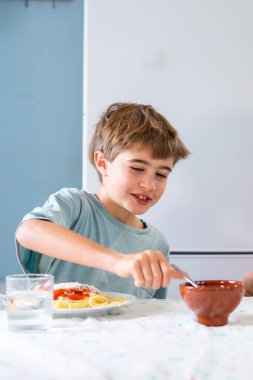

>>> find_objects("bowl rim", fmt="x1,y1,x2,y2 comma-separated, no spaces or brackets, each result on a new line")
179,279,243,290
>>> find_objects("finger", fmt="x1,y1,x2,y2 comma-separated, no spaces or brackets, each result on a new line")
132,260,145,288
170,266,186,279
160,260,172,287
139,254,153,288
149,259,163,289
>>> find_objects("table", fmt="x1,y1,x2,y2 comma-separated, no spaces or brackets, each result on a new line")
0,297,253,380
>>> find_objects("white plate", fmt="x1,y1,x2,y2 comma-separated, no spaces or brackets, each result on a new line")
53,292,137,317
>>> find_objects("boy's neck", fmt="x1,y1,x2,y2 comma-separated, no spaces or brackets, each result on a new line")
95,192,145,229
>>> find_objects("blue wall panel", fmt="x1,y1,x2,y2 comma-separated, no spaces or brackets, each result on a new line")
0,0,83,279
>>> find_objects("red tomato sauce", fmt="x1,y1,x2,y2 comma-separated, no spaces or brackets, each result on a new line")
53,288,95,301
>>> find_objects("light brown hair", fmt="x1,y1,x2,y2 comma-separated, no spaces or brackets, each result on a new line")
89,102,190,180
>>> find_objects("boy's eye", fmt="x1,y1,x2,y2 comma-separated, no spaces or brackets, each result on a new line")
156,172,168,179
130,166,144,172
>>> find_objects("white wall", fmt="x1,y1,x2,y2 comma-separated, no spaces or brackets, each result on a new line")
83,0,253,252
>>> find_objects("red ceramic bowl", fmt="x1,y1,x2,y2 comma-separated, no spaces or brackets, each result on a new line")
179,280,244,326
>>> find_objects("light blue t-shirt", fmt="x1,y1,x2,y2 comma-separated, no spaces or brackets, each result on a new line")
16,188,170,299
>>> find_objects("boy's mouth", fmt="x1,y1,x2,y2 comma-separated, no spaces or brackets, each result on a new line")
131,193,152,204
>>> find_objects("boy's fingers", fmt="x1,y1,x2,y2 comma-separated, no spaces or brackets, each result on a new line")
171,265,191,280
160,260,172,287
130,252,187,288
150,259,163,289
140,254,153,288
170,267,185,279
132,260,145,287
159,261,185,286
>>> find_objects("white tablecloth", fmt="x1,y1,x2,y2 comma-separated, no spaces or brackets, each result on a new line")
0,297,253,380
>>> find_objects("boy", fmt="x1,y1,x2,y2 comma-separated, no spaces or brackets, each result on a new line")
16,102,189,299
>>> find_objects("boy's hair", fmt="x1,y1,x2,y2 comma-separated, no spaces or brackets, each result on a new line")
89,102,190,180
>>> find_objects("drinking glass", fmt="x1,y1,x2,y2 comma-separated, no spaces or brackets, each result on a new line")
6,274,54,332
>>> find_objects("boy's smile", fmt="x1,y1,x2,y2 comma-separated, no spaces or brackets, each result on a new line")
95,144,174,228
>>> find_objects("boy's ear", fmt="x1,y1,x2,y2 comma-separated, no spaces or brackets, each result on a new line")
94,151,108,177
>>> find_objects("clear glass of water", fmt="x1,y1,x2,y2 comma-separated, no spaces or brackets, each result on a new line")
6,274,54,332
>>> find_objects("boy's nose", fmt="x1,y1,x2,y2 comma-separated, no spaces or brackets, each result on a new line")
139,177,156,190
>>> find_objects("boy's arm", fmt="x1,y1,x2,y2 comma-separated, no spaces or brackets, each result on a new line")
16,219,120,272
16,219,182,290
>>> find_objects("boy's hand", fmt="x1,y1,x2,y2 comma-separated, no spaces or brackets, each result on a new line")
242,272,253,296
113,250,183,289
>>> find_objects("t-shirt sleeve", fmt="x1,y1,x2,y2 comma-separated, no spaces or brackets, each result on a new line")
153,287,167,299
16,188,83,274
22,188,82,228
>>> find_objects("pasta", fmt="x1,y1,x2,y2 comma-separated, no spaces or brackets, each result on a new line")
53,282,128,310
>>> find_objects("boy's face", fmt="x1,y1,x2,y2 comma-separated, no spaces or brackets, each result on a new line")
95,143,174,220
